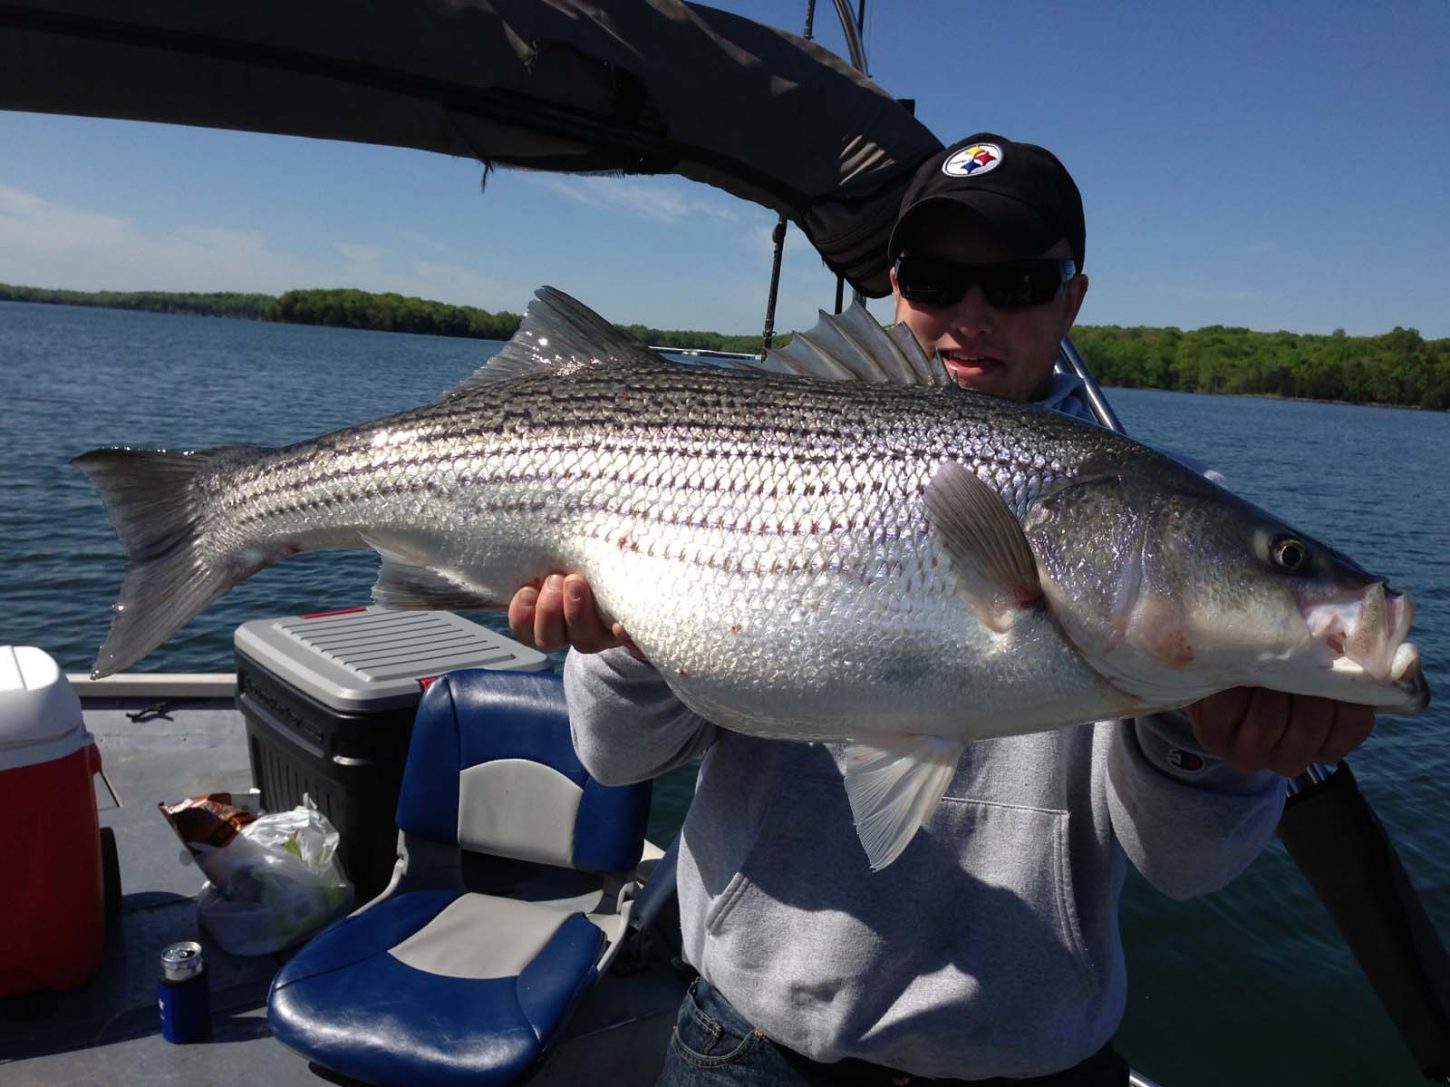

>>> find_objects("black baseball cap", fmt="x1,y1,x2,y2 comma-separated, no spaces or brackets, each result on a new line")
888,133,1085,271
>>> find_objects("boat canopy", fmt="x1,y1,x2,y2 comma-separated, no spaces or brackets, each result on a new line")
0,0,942,297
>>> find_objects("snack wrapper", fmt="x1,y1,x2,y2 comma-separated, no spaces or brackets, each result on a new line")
160,793,354,955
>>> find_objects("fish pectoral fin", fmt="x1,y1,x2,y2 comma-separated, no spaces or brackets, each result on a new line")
924,460,1042,633
362,532,500,610
844,736,965,871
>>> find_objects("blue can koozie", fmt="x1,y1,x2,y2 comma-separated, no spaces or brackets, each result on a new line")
158,941,210,1043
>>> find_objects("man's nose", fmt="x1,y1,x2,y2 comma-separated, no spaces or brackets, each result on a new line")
945,283,994,332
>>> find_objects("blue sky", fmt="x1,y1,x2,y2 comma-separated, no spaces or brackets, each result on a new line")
2,1,1448,338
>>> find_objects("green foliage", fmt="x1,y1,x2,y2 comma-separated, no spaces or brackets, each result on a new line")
1421,381,1450,411
265,288,520,340
6,283,1441,407
0,282,271,318
1073,324,1450,410
620,323,769,355
0,283,774,352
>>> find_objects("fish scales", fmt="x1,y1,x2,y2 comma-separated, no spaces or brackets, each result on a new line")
165,360,1117,748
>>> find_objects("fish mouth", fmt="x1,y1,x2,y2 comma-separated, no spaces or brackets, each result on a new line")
1305,584,1430,712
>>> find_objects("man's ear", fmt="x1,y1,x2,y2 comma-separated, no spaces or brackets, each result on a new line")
889,263,910,325
1061,274,1089,333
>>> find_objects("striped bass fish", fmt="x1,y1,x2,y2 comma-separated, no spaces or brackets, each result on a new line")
77,287,1429,868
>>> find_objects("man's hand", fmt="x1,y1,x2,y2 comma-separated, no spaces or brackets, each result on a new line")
507,573,643,658
1187,688,1374,776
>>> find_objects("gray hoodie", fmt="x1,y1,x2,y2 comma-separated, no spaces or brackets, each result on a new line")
566,648,1283,1079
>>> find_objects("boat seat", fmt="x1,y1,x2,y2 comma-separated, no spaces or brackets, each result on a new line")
267,668,652,1087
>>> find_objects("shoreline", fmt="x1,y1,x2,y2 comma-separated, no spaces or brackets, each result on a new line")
0,288,765,356
5,292,1446,412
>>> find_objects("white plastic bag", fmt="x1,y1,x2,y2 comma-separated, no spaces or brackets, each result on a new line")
191,797,354,955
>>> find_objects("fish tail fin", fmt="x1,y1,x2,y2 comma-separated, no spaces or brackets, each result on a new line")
73,445,269,678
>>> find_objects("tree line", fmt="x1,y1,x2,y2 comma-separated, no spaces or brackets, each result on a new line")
5,283,1447,408
1,283,762,354
1072,324,1450,410
266,288,520,340
619,324,766,355
0,282,273,318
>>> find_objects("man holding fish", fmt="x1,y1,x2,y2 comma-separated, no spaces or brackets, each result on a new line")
508,134,1376,1085
75,125,1415,1084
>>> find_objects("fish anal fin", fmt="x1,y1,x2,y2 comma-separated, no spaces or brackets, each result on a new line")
844,736,965,871
925,461,1042,634
361,532,499,610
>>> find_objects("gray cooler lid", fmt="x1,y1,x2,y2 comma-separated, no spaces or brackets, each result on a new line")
234,607,550,712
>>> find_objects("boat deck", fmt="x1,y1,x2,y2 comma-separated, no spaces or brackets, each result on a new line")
0,686,685,1086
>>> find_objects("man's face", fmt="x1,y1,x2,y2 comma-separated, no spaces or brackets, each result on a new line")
890,212,1088,403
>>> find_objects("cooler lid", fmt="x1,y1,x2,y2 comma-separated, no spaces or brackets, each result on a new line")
234,607,551,712
0,646,94,771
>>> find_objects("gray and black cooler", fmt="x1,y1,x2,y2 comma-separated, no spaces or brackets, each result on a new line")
235,606,550,900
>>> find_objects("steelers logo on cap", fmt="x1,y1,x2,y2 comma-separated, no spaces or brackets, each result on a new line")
942,143,1003,178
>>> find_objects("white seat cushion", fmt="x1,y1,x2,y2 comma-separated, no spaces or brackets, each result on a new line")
387,894,574,980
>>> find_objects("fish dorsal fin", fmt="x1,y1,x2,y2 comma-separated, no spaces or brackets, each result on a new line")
924,460,1043,633
844,735,966,870
440,286,666,400
761,302,947,386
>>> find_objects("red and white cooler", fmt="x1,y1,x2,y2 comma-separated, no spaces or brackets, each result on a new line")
0,646,107,995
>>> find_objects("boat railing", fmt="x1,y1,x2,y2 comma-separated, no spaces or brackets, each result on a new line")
68,672,237,701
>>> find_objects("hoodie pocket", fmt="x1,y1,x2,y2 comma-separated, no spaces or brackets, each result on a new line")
934,795,1097,997
702,780,1099,1007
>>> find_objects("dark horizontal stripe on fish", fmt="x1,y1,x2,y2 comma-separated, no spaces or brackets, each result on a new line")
219,440,978,514
224,472,923,545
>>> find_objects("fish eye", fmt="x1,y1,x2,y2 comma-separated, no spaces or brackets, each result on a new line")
1271,535,1309,573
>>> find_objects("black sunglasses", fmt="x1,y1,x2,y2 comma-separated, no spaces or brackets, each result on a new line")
894,257,1077,309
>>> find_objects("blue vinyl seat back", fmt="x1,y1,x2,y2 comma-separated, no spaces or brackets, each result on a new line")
395,668,650,873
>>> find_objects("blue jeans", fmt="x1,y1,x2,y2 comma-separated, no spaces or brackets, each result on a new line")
656,977,1129,1087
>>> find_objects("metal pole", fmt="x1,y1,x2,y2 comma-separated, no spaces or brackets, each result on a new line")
831,0,868,312
1055,337,1125,434
760,218,788,354
759,1,820,352
763,0,870,329
831,0,867,71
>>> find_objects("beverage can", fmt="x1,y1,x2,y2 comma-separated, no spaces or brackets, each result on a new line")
158,941,211,1042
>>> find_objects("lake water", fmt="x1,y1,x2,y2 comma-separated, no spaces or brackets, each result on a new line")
3,301,1447,1085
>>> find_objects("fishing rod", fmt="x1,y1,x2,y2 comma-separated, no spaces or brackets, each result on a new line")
1056,337,1450,1085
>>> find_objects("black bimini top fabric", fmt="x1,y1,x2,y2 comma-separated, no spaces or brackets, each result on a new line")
0,0,942,296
